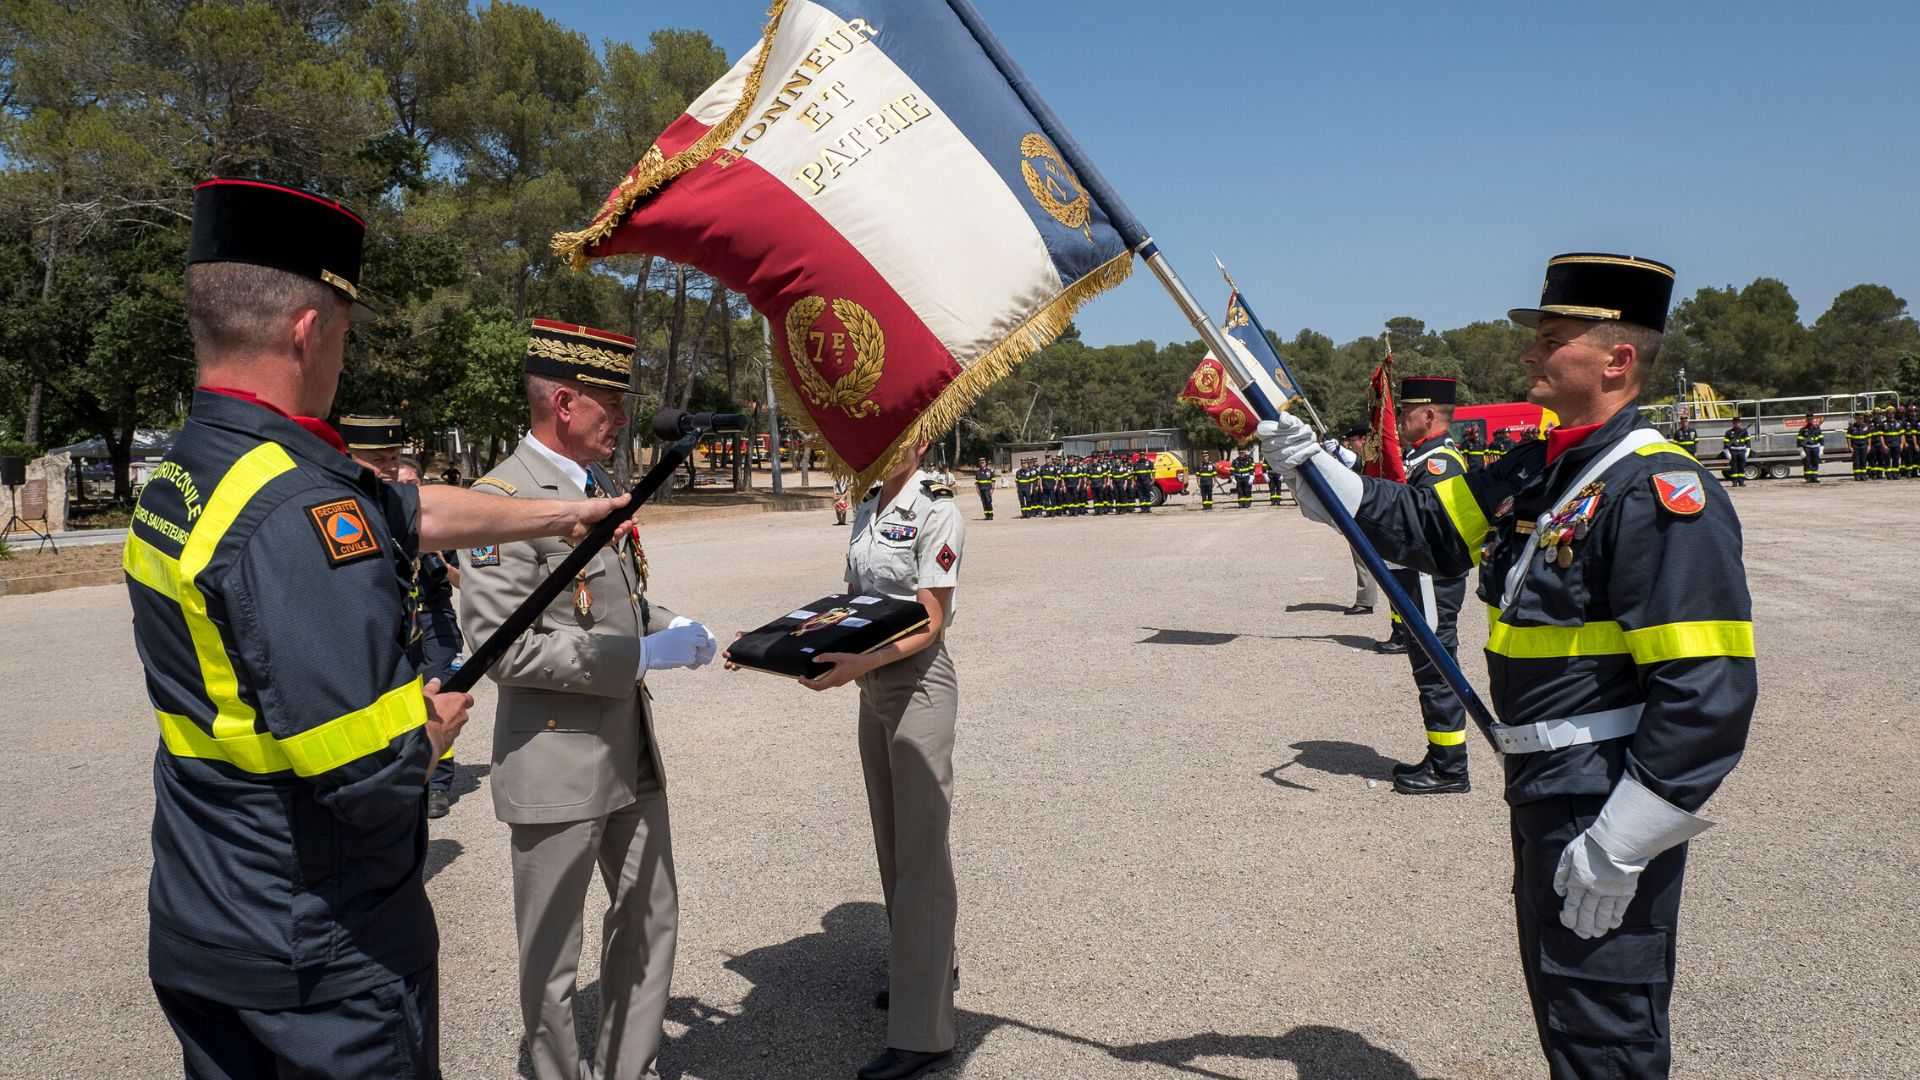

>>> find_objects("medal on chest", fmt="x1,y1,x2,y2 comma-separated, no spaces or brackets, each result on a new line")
880,522,918,542
1537,482,1604,568
572,571,594,617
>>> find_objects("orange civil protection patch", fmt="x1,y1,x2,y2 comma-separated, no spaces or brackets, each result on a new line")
1650,471,1706,517
306,498,382,565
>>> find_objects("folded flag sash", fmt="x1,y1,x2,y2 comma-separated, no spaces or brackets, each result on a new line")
728,593,931,679
555,0,1133,490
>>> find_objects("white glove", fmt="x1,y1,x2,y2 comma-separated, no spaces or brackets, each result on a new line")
1259,417,1362,526
1554,775,1713,939
642,619,718,672
1256,412,1319,472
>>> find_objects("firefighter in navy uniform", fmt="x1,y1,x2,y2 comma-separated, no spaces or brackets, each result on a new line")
1459,423,1486,469
1723,415,1753,487
1231,449,1255,507
127,180,620,1078
1846,413,1870,480
1797,411,1825,482
1385,377,1474,795
1262,252,1755,1080
1197,453,1216,509
1013,459,1031,517
1038,455,1059,517
972,457,995,520
1902,405,1919,478
1485,427,1515,468
1670,416,1698,459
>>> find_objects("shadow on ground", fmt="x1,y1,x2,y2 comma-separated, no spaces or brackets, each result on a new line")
1261,740,1402,792
616,901,1425,1080
1283,602,1351,614
1273,632,1383,652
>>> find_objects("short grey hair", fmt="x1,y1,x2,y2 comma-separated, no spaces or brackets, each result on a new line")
1587,320,1664,383
185,262,340,362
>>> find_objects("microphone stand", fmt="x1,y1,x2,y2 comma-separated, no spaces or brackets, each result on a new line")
443,426,706,696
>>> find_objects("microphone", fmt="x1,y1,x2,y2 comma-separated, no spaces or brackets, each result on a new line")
651,409,749,440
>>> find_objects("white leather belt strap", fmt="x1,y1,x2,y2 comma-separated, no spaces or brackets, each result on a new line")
1488,704,1644,755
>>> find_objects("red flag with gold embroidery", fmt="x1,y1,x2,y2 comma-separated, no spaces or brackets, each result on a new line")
1180,354,1258,445
1365,349,1406,482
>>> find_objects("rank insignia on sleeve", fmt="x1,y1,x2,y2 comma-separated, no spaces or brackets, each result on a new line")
306,498,381,565
469,544,500,567
1427,458,1446,476
936,543,957,571
1651,471,1705,516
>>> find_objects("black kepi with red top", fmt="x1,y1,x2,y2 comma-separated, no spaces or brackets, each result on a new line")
1399,377,1458,406
187,178,379,319
524,319,636,391
1508,253,1675,333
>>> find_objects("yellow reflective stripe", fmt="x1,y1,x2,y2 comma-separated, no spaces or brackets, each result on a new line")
1427,729,1467,746
1484,606,1629,658
1635,441,1696,459
123,443,298,742
157,677,427,776
438,745,456,761
1433,475,1491,565
1436,447,1468,471
1623,621,1755,664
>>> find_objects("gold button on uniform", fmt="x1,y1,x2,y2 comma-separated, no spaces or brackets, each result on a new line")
546,719,556,729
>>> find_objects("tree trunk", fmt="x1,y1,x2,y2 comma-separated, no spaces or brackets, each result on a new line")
109,425,135,503
27,185,62,448
612,254,655,489
655,264,690,501
681,283,723,412
722,289,745,491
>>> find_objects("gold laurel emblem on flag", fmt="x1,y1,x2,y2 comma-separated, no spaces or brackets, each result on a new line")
1219,408,1251,438
1181,363,1229,408
1226,303,1251,329
785,296,884,419
1019,133,1092,240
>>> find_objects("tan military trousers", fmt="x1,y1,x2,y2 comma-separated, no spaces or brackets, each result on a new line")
1352,549,1379,608
509,791,677,1080
857,641,959,1053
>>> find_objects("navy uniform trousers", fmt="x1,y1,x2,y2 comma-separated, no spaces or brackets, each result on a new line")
1514,797,1686,1080
157,966,440,1080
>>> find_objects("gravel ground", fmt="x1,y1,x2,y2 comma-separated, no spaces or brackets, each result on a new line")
0,477,1914,1079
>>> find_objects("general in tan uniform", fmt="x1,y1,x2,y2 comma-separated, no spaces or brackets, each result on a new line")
460,319,718,1080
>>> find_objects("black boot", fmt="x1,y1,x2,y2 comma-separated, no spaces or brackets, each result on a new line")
1392,761,1470,795
857,1048,953,1080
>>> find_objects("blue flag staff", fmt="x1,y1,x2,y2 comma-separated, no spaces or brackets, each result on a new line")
945,0,1497,732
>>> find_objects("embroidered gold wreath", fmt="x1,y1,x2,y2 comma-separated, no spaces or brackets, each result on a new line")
1180,362,1229,409
1226,303,1251,329
1219,408,1251,438
527,336,630,375
1019,133,1091,239
785,296,884,419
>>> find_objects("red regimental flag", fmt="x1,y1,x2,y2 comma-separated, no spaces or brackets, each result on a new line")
1180,355,1258,445
1366,352,1406,482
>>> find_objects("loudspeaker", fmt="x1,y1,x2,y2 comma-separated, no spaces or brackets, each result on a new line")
0,456,24,487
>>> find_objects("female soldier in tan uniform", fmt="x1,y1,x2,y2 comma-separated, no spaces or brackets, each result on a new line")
804,440,965,1080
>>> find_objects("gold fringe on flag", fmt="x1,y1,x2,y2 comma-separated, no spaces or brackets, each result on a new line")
771,250,1136,495
549,0,790,269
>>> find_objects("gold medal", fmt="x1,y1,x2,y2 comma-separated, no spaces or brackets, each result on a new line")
1556,542,1575,569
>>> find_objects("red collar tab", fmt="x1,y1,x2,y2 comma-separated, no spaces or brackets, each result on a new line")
199,385,348,454
1545,423,1605,464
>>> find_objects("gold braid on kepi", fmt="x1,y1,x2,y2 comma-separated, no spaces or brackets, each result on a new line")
525,319,636,391
338,415,405,450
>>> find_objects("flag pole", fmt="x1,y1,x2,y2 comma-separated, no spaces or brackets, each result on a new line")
1211,254,1330,438
1138,247,1493,731
944,0,1495,733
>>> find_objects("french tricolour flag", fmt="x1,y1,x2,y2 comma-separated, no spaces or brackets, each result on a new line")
554,0,1134,487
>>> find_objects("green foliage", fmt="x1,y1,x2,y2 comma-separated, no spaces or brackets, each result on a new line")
2,0,1914,490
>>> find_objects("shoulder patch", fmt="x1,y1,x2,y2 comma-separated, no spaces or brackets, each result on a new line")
1651,471,1706,517
469,544,500,567
471,476,517,495
1427,458,1446,476
922,480,954,498
306,498,382,566
936,542,957,571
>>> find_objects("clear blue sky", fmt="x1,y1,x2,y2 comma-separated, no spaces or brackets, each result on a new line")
530,0,1920,347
